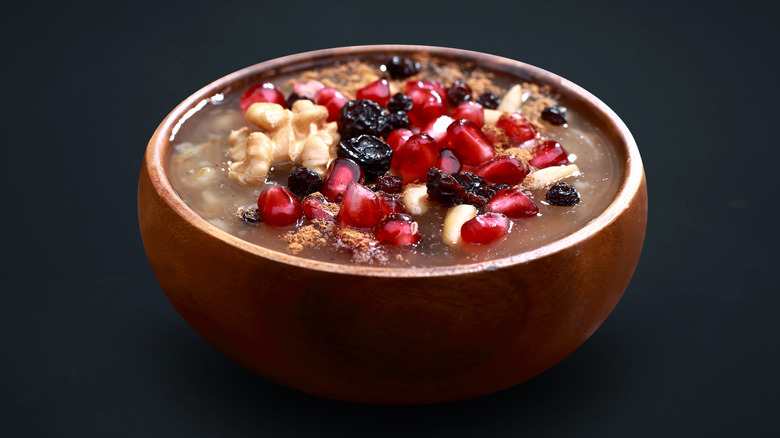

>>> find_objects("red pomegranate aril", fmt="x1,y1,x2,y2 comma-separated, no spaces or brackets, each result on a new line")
449,101,484,127
374,213,421,246
475,155,528,185
435,148,462,174
446,119,496,166
339,182,383,228
460,213,511,245
315,87,348,122
529,140,570,169
256,186,303,227
356,78,391,107
396,133,439,184
240,82,287,112
497,112,538,145
405,79,447,98
377,192,405,216
302,194,337,221
322,157,364,202
420,115,454,146
386,128,413,168
294,79,325,99
485,188,539,218
407,88,447,127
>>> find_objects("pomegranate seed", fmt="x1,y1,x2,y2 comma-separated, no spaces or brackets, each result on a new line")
497,113,538,145
446,119,496,166
302,194,337,221
529,140,570,169
377,192,405,216
374,213,421,246
339,182,383,228
405,79,447,98
435,148,462,174
475,156,528,185
322,157,364,202
485,188,539,218
461,212,511,245
420,115,454,146
407,88,447,127
240,82,286,112
315,87,348,122
449,101,484,127
356,78,391,107
386,128,413,169
396,133,439,184
294,79,325,99
256,186,303,227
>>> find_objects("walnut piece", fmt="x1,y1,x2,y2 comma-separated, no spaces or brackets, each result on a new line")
228,132,274,185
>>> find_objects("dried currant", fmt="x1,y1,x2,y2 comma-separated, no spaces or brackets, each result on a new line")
386,92,413,112
338,99,388,139
446,81,472,106
337,135,393,179
385,56,421,79
546,182,581,206
287,167,323,196
375,174,404,194
286,92,313,109
475,92,500,109
238,207,261,224
383,111,410,135
541,106,567,125
426,168,491,207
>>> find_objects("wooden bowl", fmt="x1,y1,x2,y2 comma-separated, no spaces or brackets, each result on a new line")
138,45,647,405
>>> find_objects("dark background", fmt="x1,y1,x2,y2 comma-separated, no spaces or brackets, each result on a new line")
2,0,778,436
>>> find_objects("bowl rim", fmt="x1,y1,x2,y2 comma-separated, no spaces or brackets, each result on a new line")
143,44,643,278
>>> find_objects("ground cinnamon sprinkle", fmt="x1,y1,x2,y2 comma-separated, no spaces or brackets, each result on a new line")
334,227,387,264
284,224,326,254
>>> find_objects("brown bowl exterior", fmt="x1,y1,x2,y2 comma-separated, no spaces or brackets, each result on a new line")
138,45,647,405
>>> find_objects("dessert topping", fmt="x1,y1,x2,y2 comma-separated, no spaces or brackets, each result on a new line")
545,182,581,206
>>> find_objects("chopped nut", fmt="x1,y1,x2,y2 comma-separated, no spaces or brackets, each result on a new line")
228,132,274,185
484,108,502,125
246,102,291,131
228,127,251,161
442,204,477,246
402,184,430,215
497,84,522,112
524,164,581,189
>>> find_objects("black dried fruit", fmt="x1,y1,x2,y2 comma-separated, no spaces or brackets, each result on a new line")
386,92,413,112
546,182,580,206
337,135,393,179
385,56,420,79
476,92,500,110
446,81,472,106
383,111,410,136
376,174,404,194
287,167,323,196
238,207,261,224
541,106,567,125
338,99,388,139
426,168,491,207
286,92,313,109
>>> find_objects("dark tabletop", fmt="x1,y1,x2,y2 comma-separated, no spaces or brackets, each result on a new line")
3,0,778,436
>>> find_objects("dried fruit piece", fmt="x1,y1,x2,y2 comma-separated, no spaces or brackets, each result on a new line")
435,148,462,174
338,99,389,139
375,174,404,194
497,112,537,145
446,81,472,106
238,207,261,224
356,78,391,107
240,82,286,112
546,182,581,206
374,214,421,246
337,135,393,179
529,140,570,169
485,188,538,218
476,92,500,109
442,204,478,246
287,167,323,196
386,92,413,112
449,101,484,127
446,119,496,165
339,182,383,228
286,93,313,109
257,186,303,227
385,56,420,79
426,168,491,207
396,133,439,184
383,111,410,135
461,213,511,245
541,106,567,125
322,157,364,202
475,156,528,185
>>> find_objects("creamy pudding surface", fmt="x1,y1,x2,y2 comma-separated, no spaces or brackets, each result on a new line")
167,54,622,267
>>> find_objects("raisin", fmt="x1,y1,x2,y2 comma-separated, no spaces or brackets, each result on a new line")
446,81,472,106
238,207,261,224
375,174,404,194
541,106,567,125
338,99,388,139
286,92,313,109
546,182,581,206
287,167,323,196
385,56,420,79
386,92,413,112
383,111,410,136
476,92,500,110
337,135,393,179
426,168,491,207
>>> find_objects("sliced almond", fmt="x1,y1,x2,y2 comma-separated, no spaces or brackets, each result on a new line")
402,184,430,215
484,109,502,125
525,164,580,189
497,84,522,112
442,204,477,246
